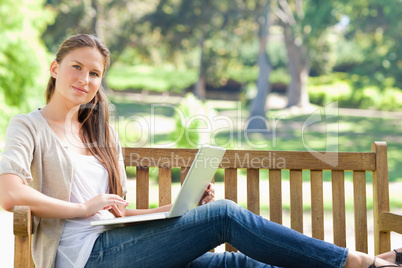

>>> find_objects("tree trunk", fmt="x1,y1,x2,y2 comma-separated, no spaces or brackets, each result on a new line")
194,70,206,101
193,30,206,100
283,24,310,108
91,0,105,41
247,2,271,131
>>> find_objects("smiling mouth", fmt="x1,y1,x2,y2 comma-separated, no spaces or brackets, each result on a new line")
72,86,88,94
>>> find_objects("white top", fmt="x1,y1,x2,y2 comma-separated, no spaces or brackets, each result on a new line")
55,150,115,268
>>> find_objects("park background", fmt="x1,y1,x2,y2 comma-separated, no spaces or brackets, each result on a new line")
1,0,402,267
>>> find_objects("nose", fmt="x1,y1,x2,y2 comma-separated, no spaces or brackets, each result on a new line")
78,72,89,85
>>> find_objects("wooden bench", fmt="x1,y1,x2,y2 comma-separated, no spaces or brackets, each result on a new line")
13,141,402,267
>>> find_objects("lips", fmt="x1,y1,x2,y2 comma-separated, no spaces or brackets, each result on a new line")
72,86,88,94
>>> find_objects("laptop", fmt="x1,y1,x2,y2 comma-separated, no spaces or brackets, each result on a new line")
90,145,226,227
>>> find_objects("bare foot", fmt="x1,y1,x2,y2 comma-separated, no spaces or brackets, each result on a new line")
370,257,399,267
345,251,397,268
376,248,402,264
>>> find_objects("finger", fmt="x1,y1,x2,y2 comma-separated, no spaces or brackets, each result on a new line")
202,183,215,199
117,204,127,217
201,198,214,205
207,183,215,194
201,195,214,205
111,204,123,217
107,194,128,202
107,195,130,207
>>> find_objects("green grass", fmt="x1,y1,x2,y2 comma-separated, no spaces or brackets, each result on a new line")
105,64,292,94
106,64,198,93
111,97,402,182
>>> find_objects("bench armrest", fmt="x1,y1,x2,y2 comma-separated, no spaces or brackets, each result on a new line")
13,206,33,236
379,212,402,234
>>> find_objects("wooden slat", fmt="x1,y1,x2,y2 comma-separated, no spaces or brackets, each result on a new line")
181,167,189,185
123,148,376,171
247,169,260,215
372,141,391,254
225,168,238,203
224,168,238,252
332,170,346,247
290,170,303,233
310,170,324,240
353,171,368,253
269,169,282,224
13,206,34,268
159,167,172,206
136,167,149,209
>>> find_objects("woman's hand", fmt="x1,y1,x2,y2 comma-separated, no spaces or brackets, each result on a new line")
200,183,215,205
124,204,173,217
82,193,130,218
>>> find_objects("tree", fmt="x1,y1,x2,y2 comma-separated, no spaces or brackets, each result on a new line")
341,0,402,89
273,0,339,108
42,0,157,63
247,1,272,130
0,0,52,143
145,0,249,100
0,0,52,107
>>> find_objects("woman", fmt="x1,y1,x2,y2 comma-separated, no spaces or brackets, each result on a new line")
0,34,399,268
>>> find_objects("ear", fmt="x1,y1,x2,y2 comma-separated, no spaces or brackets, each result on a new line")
49,60,59,78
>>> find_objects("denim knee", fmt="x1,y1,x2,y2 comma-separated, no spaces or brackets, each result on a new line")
187,252,273,268
210,199,238,211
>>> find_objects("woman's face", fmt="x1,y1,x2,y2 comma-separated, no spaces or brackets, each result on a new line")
50,47,105,108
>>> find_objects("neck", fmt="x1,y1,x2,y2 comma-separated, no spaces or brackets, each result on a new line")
42,98,81,123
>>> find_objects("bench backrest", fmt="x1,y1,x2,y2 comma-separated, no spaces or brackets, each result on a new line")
122,141,391,254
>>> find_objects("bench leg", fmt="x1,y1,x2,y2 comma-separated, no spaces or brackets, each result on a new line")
14,235,34,268
13,206,34,267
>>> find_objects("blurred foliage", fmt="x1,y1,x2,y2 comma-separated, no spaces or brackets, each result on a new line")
39,0,402,107
143,0,257,88
43,0,159,62
0,0,52,106
309,73,402,111
338,0,402,89
170,93,217,148
0,0,401,138
0,0,53,141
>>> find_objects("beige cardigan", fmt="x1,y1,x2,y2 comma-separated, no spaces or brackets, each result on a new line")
0,109,127,268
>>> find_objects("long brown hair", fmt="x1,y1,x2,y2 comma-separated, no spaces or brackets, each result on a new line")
45,34,122,197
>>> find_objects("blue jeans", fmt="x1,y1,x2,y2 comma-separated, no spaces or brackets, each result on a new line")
85,199,348,268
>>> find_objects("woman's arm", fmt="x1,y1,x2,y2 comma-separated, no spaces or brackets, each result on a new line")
124,204,173,217
121,183,216,217
0,173,129,218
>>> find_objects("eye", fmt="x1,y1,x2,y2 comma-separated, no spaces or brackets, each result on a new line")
90,72,100,77
73,65,81,70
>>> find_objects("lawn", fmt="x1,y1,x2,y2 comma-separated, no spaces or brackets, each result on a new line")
109,94,402,183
